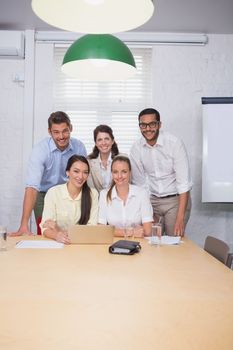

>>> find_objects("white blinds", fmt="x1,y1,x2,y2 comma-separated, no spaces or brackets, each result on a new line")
53,46,152,154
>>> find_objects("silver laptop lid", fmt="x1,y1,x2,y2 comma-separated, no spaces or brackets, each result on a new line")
68,225,114,244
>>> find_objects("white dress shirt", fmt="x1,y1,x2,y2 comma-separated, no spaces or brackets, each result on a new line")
99,153,112,189
129,131,192,197
98,184,153,227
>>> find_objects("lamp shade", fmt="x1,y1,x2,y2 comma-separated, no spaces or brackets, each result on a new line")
31,0,154,33
62,34,136,81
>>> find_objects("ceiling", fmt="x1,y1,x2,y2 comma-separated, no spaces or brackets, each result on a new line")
0,0,233,34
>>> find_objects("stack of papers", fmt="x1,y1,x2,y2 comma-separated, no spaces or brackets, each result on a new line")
15,240,64,249
148,235,181,245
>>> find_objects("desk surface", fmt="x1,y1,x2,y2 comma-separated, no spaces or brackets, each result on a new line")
1,237,233,350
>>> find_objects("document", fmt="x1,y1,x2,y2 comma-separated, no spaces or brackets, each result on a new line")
147,236,181,245
15,240,64,249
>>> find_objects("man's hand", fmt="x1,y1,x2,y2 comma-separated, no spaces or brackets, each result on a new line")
9,225,34,236
173,191,190,237
10,188,39,236
173,217,185,237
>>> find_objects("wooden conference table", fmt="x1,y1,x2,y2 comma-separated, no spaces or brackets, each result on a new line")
0,236,233,350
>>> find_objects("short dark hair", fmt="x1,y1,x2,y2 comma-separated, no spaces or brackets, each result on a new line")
66,155,92,225
138,108,160,122
88,124,119,160
48,111,71,129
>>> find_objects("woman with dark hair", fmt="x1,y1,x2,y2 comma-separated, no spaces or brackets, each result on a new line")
40,155,98,244
87,125,120,192
98,155,153,237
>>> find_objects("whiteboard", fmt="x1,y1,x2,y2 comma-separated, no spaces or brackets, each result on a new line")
202,97,233,202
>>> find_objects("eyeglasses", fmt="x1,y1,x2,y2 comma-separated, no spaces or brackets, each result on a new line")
139,121,160,130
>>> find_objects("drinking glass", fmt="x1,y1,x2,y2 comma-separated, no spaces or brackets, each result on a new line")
133,225,144,238
151,223,162,245
0,225,7,251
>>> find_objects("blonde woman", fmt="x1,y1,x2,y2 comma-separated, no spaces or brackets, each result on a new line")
98,155,153,237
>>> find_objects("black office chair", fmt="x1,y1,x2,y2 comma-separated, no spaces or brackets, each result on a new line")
204,235,232,268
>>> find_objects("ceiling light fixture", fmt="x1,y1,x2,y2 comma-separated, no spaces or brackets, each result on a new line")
61,34,136,81
31,0,154,33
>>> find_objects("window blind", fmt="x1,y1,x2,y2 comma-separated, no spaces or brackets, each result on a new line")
53,46,152,154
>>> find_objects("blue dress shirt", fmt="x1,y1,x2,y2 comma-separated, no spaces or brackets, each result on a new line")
25,137,87,192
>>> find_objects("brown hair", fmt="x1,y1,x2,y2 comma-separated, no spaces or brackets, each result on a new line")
88,124,119,159
107,155,131,202
48,111,72,129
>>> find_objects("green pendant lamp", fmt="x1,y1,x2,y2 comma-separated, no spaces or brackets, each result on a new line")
62,34,136,81
32,0,154,34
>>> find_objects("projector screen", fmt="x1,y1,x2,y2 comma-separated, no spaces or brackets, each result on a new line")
202,97,233,202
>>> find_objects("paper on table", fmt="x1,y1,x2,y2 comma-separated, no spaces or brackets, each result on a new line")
15,240,64,249
148,235,181,245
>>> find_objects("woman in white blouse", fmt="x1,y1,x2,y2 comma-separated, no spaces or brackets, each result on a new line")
98,155,153,237
41,155,98,244
87,125,119,193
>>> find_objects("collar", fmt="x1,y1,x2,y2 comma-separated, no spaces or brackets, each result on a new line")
98,153,112,169
141,130,164,148
111,184,137,201
49,137,73,153
98,153,112,165
61,183,82,201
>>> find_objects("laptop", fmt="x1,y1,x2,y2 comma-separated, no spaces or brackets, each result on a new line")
68,225,114,244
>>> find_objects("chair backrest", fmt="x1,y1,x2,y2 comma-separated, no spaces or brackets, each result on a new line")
204,235,230,265
36,216,42,235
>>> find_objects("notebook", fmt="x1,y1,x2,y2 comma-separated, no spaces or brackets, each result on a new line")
68,225,114,244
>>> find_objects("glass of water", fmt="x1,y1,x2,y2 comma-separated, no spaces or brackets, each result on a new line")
124,226,134,240
151,223,162,245
0,225,7,251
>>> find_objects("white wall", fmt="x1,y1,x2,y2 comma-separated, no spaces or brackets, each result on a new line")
0,59,25,229
151,35,233,246
1,33,233,247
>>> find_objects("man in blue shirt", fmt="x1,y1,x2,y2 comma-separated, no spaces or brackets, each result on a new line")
11,111,87,236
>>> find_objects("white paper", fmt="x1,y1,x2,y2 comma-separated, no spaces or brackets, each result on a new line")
147,235,181,245
15,240,64,249
112,248,130,254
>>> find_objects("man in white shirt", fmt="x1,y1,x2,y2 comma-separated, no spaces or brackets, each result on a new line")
129,108,192,236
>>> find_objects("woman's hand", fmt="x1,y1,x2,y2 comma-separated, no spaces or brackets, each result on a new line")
43,220,70,244
114,226,144,238
43,219,57,230
55,230,71,244
114,228,125,237
133,225,144,238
